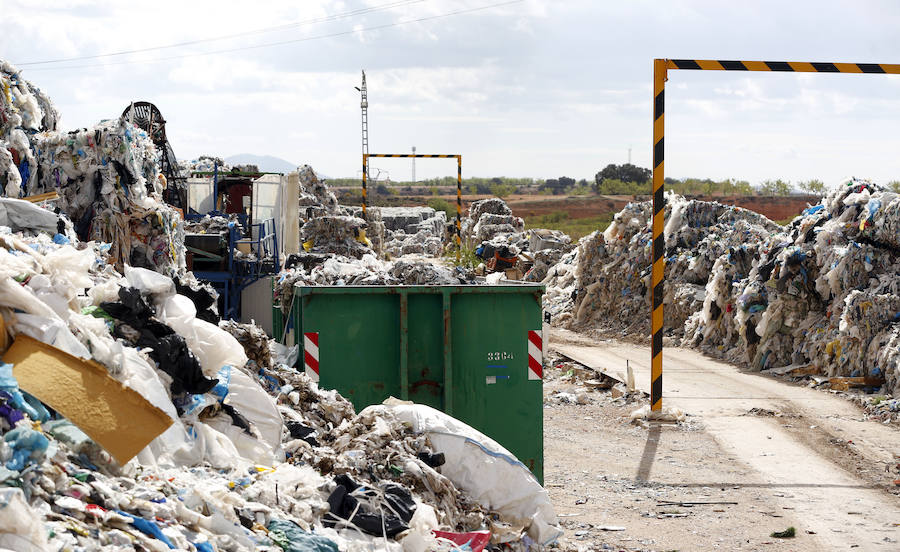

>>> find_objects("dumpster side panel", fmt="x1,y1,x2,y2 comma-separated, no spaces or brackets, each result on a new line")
450,291,544,483
407,294,444,409
295,285,544,482
302,293,400,409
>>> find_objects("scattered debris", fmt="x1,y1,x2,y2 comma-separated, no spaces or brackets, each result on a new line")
630,405,687,424
771,526,797,538
657,500,738,507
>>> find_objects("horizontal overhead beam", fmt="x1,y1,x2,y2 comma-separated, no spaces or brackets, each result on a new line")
667,59,900,74
366,154,460,159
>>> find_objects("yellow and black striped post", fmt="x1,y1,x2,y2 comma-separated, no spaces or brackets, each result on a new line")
362,153,368,217
650,59,666,411
650,57,900,411
456,155,462,255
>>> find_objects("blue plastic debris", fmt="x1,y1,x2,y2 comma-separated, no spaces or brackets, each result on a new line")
0,363,49,422
116,511,176,549
4,426,49,471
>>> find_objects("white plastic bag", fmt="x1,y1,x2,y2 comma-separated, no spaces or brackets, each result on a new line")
366,402,562,545
221,368,284,462
0,197,58,234
12,312,91,359
157,294,247,376
0,488,49,551
124,266,176,297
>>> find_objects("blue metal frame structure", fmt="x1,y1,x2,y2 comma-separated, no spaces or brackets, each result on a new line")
192,219,279,320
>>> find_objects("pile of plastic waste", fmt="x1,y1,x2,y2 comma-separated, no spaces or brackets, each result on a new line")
522,230,574,283
184,215,240,235
298,165,339,218
1,61,185,275
1,59,561,550
180,156,227,175
549,196,777,336
540,249,579,324
0,61,58,198
544,183,900,396
274,254,471,316
0,196,559,551
685,180,900,395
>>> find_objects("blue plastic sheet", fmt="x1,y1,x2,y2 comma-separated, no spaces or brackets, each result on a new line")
116,511,176,549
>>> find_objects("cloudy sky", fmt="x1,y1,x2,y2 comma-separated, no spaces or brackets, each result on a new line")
3,0,900,186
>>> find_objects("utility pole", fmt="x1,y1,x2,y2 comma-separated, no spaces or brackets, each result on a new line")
411,146,416,183
628,146,632,164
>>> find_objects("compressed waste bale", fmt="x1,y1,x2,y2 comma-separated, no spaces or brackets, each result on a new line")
462,198,520,245
467,197,512,219
388,259,464,285
373,206,448,258
522,228,575,282
378,206,446,234
528,228,572,252
301,215,372,259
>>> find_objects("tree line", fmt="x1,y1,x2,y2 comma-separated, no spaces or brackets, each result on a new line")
590,163,830,196
327,163,895,197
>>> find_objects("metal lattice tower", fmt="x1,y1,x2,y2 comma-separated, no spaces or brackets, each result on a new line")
360,71,369,158
358,70,370,215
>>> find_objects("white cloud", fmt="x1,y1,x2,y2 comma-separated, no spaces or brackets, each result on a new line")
2,0,900,182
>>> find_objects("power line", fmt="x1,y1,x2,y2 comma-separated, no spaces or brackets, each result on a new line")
15,0,429,66
21,0,524,72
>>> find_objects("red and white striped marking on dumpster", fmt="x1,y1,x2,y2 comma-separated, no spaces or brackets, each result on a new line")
527,330,543,380
304,332,319,382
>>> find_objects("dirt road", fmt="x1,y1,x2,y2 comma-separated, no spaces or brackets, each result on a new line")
546,328,900,551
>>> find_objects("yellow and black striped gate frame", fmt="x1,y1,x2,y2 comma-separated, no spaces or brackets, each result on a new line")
650,58,900,411
362,153,463,248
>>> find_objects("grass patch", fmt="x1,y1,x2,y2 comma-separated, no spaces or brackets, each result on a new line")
524,211,615,239
443,243,480,269
426,197,456,218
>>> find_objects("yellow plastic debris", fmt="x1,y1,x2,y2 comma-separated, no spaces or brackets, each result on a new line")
2,335,173,465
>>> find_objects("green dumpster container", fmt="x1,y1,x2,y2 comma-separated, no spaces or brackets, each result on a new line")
290,284,545,482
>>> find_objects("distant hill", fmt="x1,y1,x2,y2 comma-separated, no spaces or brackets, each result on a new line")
225,153,297,174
